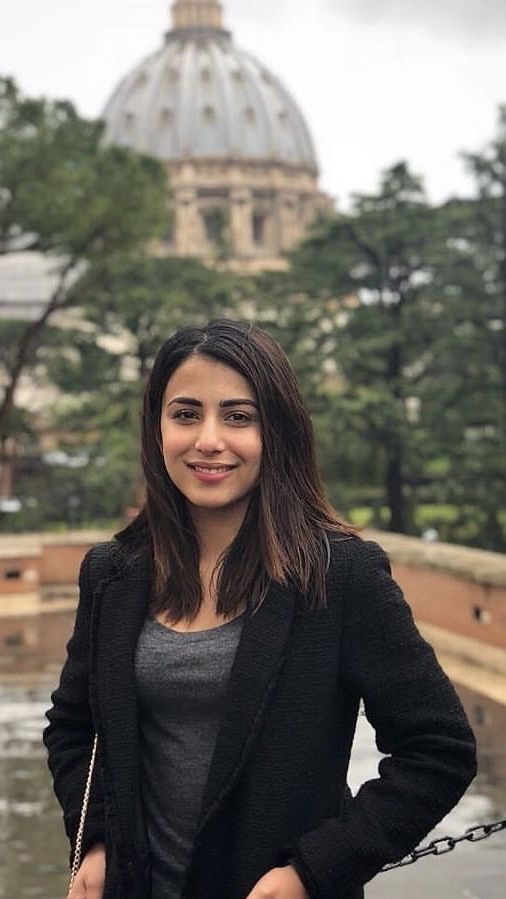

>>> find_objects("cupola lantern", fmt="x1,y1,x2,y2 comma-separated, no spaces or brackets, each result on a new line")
171,0,224,30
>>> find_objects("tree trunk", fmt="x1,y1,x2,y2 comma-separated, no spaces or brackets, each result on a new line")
0,436,15,499
384,303,408,533
484,508,505,552
386,440,405,532
0,258,79,496
0,257,78,435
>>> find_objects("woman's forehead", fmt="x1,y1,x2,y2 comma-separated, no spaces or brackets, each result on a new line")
163,356,256,400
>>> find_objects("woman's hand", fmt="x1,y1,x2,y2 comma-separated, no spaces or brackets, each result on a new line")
244,865,310,899
67,843,106,899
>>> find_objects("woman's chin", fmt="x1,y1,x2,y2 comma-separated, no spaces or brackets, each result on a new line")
186,492,251,515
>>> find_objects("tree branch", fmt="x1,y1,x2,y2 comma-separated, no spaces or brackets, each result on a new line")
0,255,78,433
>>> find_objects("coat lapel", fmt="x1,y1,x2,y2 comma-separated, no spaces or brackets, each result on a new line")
196,579,296,834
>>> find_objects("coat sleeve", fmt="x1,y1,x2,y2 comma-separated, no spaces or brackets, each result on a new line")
288,539,477,899
43,547,106,866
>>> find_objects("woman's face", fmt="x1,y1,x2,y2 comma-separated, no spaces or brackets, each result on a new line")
160,355,262,514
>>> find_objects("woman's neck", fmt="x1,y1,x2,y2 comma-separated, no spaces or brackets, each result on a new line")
189,500,248,562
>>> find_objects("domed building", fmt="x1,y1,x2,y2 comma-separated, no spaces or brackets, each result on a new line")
102,0,332,270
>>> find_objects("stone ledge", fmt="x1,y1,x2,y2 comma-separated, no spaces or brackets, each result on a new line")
41,585,79,602
0,538,41,560
418,622,506,679
0,592,41,617
366,529,506,589
431,648,506,708
40,529,114,546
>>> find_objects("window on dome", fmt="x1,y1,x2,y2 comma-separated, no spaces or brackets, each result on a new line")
278,109,288,125
134,72,148,90
201,67,212,83
160,107,173,125
124,111,135,130
203,105,216,124
166,67,179,82
244,107,256,125
231,70,244,83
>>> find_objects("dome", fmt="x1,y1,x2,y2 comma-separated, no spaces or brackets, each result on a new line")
102,2,318,173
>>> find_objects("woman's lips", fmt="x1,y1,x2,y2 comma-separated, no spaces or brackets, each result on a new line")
186,464,237,483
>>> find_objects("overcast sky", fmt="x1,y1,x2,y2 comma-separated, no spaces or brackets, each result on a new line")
2,0,506,208
336,0,506,38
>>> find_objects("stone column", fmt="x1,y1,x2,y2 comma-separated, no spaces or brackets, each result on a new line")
229,187,253,258
174,188,204,256
277,191,301,251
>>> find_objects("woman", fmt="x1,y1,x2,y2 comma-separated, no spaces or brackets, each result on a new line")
44,319,477,899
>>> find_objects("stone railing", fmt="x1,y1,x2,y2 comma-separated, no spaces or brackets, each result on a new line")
366,530,506,679
1,528,505,678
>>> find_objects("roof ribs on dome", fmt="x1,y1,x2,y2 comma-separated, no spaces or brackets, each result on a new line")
102,1,318,173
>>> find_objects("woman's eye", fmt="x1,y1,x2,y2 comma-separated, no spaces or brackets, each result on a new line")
171,410,253,424
173,409,198,421
226,412,251,423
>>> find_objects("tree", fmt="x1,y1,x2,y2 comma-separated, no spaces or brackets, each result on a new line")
419,108,506,549
284,163,445,533
463,105,506,416
0,76,168,436
259,155,505,549
77,254,239,377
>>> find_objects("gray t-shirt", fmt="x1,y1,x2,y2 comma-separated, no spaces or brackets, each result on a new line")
134,613,245,899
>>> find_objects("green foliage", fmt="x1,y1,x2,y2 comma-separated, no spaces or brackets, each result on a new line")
77,254,238,374
261,162,444,533
0,76,167,258
0,76,169,443
242,157,505,549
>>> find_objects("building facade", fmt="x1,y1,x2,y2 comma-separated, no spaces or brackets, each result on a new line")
102,0,332,270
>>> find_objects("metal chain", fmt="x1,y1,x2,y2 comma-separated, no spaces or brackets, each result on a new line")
68,734,98,891
356,705,506,871
380,817,506,872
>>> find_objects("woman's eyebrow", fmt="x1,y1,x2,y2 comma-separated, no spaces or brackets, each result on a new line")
167,396,258,408
221,398,258,408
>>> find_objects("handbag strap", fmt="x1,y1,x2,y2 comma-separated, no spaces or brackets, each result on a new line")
68,733,99,890
68,544,117,890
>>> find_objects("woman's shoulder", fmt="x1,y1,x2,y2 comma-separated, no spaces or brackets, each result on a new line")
326,531,388,560
85,528,150,574
84,539,120,566
80,540,123,586
325,531,392,581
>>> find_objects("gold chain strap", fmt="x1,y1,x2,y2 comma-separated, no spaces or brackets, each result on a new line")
68,734,99,893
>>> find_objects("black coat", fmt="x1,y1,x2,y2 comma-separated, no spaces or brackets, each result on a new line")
43,534,477,899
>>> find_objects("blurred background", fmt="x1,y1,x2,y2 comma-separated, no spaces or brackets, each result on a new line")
0,2,505,897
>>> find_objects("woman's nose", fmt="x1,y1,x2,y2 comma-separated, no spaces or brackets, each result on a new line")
194,418,226,452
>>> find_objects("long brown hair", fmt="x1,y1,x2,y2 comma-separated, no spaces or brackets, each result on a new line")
118,319,357,620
